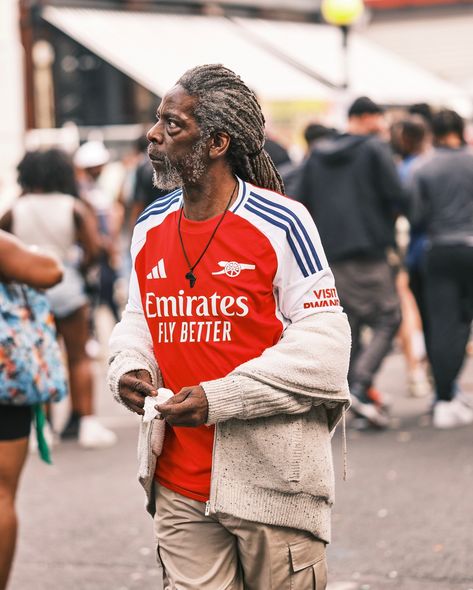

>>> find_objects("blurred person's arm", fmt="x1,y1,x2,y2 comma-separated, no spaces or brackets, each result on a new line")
128,162,148,230
407,172,430,231
372,142,409,216
0,230,63,288
98,201,125,270
75,195,113,265
110,199,125,240
291,156,315,215
280,162,304,200
128,201,145,232
73,200,101,270
0,209,13,232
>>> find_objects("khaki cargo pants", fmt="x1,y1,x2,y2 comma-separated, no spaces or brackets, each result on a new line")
154,486,327,590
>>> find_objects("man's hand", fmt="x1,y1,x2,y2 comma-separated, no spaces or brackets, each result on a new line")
118,369,156,415
157,386,208,427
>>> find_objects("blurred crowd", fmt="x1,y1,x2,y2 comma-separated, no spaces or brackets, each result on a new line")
1,98,473,439
280,99,473,432
1,93,473,589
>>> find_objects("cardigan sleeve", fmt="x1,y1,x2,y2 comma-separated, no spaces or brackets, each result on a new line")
107,309,162,407
201,311,351,432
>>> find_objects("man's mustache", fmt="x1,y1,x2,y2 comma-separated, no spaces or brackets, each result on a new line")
148,147,165,162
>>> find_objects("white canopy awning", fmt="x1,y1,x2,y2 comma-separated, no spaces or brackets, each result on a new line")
233,16,472,110
42,7,332,102
364,12,473,99
43,7,471,114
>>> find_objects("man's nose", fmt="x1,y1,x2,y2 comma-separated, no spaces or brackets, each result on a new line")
147,122,163,144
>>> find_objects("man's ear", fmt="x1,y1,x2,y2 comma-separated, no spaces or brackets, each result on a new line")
208,132,231,160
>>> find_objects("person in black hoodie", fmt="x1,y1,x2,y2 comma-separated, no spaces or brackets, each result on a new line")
294,97,408,428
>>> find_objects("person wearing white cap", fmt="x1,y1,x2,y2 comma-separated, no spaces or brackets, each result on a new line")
74,140,110,169
74,140,124,322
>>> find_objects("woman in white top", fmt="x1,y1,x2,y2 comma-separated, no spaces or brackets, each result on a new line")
0,149,116,449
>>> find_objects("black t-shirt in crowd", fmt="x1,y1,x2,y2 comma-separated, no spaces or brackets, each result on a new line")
134,158,172,209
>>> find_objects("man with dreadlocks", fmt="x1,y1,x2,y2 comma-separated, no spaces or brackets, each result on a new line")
108,64,350,589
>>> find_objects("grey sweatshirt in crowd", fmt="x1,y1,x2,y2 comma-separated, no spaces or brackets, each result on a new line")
408,146,473,244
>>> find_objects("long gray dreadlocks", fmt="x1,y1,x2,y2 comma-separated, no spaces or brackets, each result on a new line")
176,64,285,195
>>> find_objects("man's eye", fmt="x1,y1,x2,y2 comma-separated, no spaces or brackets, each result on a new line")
168,120,178,129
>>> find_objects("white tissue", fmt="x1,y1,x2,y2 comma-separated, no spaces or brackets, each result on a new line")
143,388,174,423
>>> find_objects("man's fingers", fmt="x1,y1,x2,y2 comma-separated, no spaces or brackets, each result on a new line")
157,401,180,417
162,390,190,405
154,390,190,414
154,386,207,426
157,396,197,419
131,378,156,397
134,369,153,385
127,402,145,415
122,391,148,410
158,403,198,426
120,374,156,397
118,372,156,415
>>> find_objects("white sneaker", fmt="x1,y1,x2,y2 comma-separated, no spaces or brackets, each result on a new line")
433,397,473,429
350,395,390,429
85,338,101,359
407,368,431,398
78,416,117,449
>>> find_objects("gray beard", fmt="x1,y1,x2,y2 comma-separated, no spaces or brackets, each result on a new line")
152,158,182,190
152,138,207,190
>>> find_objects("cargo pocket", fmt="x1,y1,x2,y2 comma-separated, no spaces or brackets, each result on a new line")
289,539,327,590
312,558,328,589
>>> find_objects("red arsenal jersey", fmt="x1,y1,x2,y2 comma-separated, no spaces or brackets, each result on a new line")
127,177,341,502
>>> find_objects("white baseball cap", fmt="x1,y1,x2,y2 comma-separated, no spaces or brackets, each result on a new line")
74,141,110,168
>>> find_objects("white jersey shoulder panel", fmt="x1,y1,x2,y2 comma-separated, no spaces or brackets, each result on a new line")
233,182,328,278
131,189,183,258
126,189,182,314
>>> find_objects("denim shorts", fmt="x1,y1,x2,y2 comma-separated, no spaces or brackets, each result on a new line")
47,265,88,319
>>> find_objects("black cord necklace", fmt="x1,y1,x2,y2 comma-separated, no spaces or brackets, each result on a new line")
178,180,238,288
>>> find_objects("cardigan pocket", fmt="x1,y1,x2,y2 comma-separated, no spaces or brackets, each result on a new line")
216,413,309,490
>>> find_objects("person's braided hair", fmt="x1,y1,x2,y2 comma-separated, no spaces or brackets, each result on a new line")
177,64,285,194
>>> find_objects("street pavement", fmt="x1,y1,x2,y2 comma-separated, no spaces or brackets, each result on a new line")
8,341,473,590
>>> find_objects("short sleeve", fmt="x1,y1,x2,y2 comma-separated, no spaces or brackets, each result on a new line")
274,203,342,323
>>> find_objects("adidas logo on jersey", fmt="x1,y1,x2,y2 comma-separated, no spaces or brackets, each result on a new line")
147,258,167,280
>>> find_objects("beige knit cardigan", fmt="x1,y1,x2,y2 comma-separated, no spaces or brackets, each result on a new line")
108,309,351,544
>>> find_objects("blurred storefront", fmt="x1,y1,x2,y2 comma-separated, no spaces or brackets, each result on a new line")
16,0,472,153
365,5,473,105
0,1,25,209
0,0,469,172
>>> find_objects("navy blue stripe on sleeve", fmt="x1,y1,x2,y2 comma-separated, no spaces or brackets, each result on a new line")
136,195,181,225
136,188,182,223
249,191,323,272
244,202,309,277
231,181,247,214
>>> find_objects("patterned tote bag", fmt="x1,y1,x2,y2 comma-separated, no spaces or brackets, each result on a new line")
0,283,67,406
